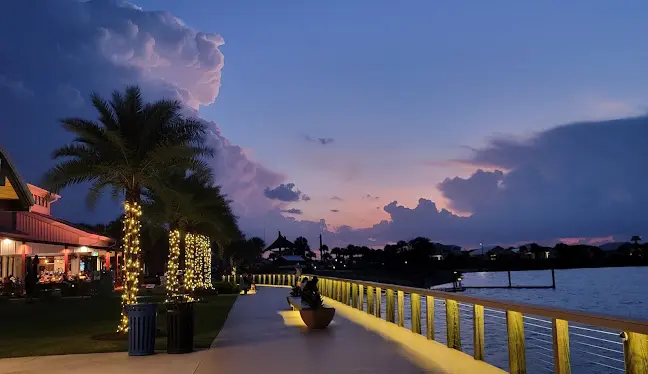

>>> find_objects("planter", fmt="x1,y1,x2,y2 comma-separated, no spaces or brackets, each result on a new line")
299,307,335,329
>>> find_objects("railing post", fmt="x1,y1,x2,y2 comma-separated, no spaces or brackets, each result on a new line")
397,290,405,327
358,285,364,311
506,311,526,374
426,296,435,340
386,289,395,323
446,299,461,350
552,318,571,374
473,304,485,360
262,274,266,284
411,293,421,334
345,282,351,305
351,283,358,308
336,280,341,301
367,286,375,315
376,287,382,318
623,331,648,374
282,274,286,285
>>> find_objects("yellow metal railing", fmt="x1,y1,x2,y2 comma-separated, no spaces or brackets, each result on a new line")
232,273,648,374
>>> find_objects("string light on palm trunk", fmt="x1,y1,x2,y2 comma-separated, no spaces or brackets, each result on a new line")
183,233,197,292
202,235,213,289
117,201,142,333
165,229,181,302
195,234,204,288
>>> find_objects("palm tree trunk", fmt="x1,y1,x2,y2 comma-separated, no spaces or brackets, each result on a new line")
183,233,197,292
165,228,181,301
117,200,143,333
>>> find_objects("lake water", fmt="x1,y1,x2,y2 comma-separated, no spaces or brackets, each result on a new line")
366,267,648,374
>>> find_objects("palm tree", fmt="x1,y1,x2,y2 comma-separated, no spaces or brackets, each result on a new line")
146,171,241,297
43,86,213,332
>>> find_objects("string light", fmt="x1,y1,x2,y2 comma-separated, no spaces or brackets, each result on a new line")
165,229,181,302
202,235,213,289
183,233,197,292
117,201,142,333
195,234,204,289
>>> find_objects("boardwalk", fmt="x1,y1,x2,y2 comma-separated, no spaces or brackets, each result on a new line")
195,286,502,374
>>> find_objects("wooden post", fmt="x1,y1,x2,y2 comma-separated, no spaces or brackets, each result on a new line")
282,274,286,285
376,287,382,318
508,271,512,288
426,296,435,340
623,332,648,374
552,319,571,374
551,269,556,289
397,290,405,327
446,299,461,350
506,311,527,374
351,283,358,308
367,286,375,315
473,304,485,360
411,293,421,334
386,289,395,322
358,285,364,311
262,274,266,284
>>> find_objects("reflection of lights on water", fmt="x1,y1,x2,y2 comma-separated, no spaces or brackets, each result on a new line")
476,272,487,278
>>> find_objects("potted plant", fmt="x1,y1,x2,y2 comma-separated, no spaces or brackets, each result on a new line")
300,286,335,329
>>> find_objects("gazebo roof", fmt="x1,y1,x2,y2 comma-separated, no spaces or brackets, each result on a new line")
265,231,294,251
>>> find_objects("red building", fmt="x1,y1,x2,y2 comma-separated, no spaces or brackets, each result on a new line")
0,146,118,283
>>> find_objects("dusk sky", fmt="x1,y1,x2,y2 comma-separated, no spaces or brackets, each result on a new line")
2,0,648,248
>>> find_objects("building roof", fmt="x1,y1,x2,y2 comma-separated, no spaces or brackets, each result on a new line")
281,255,306,262
0,145,35,211
265,231,294,251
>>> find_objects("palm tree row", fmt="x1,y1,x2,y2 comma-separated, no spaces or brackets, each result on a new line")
43,86,241,333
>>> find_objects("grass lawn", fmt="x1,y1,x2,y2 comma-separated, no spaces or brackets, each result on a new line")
0,293,237,358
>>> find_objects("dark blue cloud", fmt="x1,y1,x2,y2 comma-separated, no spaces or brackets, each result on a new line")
264,183,305,202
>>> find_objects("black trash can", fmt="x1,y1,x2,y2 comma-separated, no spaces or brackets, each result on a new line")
127,303,157,356
166,301,195,354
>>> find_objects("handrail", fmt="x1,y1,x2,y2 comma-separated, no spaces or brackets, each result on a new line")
226,273,648,374
313,275,648,336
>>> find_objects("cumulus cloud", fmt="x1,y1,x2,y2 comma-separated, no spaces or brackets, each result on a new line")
436,116,648,244
0,0,283,223
305,135,334,145
301,194,311,201
264,183,306,202
281,208,303,215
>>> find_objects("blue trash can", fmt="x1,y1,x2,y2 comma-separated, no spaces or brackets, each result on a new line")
127,303,157,356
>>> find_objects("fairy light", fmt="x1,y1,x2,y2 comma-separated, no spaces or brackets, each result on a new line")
165,229,181,302
195,234,204,288
117,201,142,333
183,233,197,292
203,235,212,289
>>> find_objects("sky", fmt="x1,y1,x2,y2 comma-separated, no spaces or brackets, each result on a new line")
2,0,648,249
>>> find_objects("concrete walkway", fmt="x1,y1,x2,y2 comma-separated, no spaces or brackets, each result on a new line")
196,286,428,374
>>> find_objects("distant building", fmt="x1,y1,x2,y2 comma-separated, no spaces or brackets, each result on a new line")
0,147,117,280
